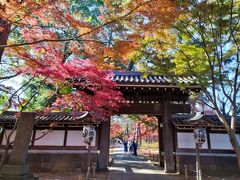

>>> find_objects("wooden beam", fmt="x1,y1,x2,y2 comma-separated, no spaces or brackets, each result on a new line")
63,125,68,148
118,103,163,114
118,103,190,115
170,104,191,114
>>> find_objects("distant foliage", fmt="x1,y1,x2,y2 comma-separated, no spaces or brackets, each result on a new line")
110,122,124,139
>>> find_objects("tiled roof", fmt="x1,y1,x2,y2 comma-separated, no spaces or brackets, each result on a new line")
172,113,240,127
111,71,198,86
0,111,97,124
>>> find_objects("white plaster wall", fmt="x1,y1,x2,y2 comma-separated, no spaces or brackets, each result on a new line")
1,130,17,145
177,132,208,149
34,130,64,146
210,133,235,150
66,130,96,146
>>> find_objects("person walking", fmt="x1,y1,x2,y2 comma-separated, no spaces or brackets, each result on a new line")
129,140,133,154
132,141,138,156
124,141,128,152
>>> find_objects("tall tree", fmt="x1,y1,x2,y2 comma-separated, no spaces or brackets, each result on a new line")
128,0,240,168
173,1,240,168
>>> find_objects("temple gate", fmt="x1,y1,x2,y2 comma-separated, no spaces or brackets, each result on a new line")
98,71,200,173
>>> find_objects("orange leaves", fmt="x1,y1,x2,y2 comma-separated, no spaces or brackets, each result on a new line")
5,45,28,60
114,40,138,59
0,1,44,24
25,60,44,70
138,0,177,20
0,1,77,29
1,0,179,71
103,0,178,30
96,0,179,69
110,122,124,139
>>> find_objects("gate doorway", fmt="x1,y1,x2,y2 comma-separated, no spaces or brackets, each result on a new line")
97,71,200,173
109,114,161,174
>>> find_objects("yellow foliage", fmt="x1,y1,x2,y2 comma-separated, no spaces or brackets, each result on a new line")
43,90,55,98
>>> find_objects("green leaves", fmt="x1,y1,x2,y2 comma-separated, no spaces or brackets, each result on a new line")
69,0,104,25
59,86,72,94
173,44,208,76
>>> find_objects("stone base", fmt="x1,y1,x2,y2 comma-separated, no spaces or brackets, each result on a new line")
27,153,98,172
164,170,176,174
0,165,38,180
177,155,239,176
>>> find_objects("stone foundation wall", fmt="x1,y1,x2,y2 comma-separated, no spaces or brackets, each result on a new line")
176,155,239,176
27,153,98,172
0,152,98,172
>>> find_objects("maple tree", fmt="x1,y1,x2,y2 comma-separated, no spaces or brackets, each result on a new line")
128,115,158,145
0,0,121,118
114,115,158,145
0,0,178,63
110,115,158,145
0,0,179,120
110,122,124,139
172,0,240,168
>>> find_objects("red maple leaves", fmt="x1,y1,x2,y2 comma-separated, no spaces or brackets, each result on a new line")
8,27,124,120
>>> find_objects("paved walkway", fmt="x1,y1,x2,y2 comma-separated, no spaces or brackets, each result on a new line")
108,147,173,180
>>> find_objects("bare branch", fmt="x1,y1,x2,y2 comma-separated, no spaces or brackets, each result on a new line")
196,97,215,110
7,77,34,109
0,71,21,80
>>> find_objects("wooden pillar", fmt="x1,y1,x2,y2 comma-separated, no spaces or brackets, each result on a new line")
206,128,211,153
157,116,164,167
0,112,37,180
162,101,176,173
98,118,110,170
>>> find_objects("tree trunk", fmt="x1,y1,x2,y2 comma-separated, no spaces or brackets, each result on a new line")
138,122,142,146
0,18,11,61
218,112,240,169
228,130,240,168
146,126,149,143
136,125,139,145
